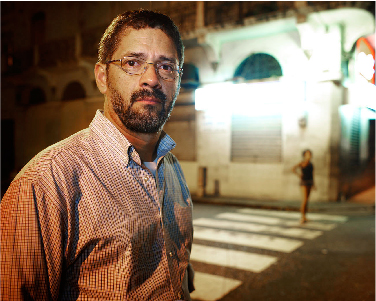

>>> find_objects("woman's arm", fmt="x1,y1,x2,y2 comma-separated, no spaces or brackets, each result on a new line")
292,163,302,178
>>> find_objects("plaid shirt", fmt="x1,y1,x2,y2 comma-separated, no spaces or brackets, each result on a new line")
1,110,194,301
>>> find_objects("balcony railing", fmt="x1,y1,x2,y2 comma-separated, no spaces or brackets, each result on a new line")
160,3,197,34
2,1,372,75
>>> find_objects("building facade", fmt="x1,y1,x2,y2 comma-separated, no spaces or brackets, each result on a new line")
2,1,375,201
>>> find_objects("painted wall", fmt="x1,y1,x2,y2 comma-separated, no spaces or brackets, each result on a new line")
184,81,342,202
13,97,103,169
179,13,350,202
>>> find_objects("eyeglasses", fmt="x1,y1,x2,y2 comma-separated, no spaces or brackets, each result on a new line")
106,57,183,81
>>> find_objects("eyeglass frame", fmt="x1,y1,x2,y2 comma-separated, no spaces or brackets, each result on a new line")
105,56,183,81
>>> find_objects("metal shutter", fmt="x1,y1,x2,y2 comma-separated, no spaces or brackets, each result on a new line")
231,114,282,163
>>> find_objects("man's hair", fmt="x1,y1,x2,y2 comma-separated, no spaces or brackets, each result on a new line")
98,9,184,68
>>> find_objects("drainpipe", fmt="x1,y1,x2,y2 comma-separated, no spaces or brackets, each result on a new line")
338,23,348,201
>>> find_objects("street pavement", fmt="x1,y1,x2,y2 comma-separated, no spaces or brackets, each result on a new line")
189,200,375,301
191,193,375,215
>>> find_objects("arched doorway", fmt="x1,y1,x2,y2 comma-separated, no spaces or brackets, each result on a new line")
62,81,86,101
29,87,46,105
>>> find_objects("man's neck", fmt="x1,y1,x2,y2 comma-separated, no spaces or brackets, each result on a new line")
124,130,161,163
104,105,161,162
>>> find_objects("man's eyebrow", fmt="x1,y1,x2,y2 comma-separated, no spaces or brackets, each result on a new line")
122,52,178,63
158,55,178,63
122,52,146,59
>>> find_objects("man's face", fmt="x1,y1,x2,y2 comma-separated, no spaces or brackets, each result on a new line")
105,28,180,133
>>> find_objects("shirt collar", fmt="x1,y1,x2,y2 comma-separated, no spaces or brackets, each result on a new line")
89,110,176,165
155,131,176,162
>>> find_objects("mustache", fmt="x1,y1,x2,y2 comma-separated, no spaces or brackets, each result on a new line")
131,89,167,104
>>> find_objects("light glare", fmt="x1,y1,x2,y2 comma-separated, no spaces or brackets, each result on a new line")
195,80,306,117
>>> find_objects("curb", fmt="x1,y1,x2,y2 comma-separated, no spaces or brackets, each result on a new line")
192,196,375,214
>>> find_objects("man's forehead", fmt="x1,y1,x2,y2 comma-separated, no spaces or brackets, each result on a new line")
116,28,178,58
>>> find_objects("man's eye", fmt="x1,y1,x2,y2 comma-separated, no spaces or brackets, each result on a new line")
159,63,174,72
123,59,141,67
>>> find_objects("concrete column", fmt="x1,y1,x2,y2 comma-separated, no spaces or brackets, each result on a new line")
33,45,39,67
196,1,205,29
75,33,82,59
294,1,307,9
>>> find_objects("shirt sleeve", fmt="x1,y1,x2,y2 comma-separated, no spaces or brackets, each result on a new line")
187,262,195,293
1,177,64,301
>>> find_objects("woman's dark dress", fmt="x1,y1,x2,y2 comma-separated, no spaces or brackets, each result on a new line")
300,162,314,186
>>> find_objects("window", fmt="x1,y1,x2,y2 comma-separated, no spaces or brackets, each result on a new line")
234,53,282,81
31,11,46,46
231,53,283,163
181,63,199,90
349,108,361,166
2,32,14,72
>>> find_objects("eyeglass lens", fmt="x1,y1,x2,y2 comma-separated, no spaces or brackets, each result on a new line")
121,58,179,80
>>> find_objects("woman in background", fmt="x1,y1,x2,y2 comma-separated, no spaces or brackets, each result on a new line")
292,149,315,224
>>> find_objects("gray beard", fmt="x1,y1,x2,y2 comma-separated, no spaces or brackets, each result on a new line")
109,87,175,134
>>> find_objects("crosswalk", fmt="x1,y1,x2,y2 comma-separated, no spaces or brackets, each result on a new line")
191,244,277,273
190,207,348,301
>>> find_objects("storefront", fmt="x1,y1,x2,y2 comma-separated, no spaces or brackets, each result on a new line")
339,33,375,198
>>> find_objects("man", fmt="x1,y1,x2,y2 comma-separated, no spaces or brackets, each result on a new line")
1,10,194,300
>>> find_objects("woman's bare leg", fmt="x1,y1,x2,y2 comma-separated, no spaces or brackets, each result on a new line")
300,186,311,223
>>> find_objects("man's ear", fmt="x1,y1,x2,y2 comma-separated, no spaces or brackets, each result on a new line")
94,63,108,94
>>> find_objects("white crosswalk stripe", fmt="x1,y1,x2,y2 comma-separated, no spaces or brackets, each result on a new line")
217,212,338,230
194,217,323,239
237,208,349,222
191,244,277,273
191,208,348,301
216,212,282,225
190,272,242,301
194,226,304,253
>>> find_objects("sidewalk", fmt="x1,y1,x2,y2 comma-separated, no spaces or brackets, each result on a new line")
192,187,375,214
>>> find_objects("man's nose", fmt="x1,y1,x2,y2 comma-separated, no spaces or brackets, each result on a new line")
140,63,162,89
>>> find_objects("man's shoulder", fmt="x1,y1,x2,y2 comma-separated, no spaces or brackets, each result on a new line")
163,152,186,175
16,127,94,183
163,151,179,164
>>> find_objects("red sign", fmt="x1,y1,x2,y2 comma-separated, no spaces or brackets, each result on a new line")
356,35,375,85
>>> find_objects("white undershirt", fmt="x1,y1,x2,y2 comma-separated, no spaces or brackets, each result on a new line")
144,158,158,177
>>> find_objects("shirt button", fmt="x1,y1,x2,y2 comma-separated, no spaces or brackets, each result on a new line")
168,251,173,257
144,176,149,182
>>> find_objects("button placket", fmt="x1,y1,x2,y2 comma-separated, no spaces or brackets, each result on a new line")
139,168,160,209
